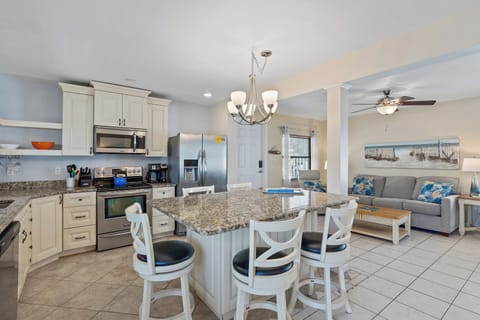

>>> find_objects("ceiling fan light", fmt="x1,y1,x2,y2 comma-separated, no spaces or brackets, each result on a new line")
227,101,238,115
231,91,246,106
377,105,398,115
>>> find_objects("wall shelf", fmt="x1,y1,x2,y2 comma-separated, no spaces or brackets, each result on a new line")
0,149,62,156
0,118,63,130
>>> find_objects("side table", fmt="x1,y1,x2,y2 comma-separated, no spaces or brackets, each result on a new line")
458,195,480,235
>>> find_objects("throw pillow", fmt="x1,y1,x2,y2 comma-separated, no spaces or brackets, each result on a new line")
351,176,375,195
303,181,315,190
314,181,327,193
417,180,453,204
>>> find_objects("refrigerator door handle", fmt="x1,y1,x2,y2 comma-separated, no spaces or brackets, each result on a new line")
197,149,203,185
203,149,207,183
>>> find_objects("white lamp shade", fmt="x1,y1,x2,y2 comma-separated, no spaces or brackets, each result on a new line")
227,101,238,114
462,158,480,172
262,90,278,105
263,102,278,114
377,105,398,115
231,91,246,106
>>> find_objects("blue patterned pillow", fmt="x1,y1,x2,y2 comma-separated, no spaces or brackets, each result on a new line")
351,176,375,195
314,182,327,193
417,181,452,204
303,181,315,190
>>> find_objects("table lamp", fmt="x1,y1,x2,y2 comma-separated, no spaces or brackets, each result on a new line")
461,158,480,197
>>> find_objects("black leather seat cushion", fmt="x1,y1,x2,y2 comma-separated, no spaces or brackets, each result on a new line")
232,247,293,276
137,240,194,266
301,232,347,254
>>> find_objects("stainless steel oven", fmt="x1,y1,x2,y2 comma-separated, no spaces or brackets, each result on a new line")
94,166,152,251
94,126,146,154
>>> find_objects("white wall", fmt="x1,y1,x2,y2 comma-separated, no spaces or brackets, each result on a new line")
349,96,480,194
0,73,210,182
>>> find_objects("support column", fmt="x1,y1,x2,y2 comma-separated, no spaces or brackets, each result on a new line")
326,84,351,195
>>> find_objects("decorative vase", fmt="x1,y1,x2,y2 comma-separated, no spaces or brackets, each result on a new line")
470,174,480,197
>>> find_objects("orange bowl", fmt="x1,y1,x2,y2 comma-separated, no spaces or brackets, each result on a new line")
32,141,54,150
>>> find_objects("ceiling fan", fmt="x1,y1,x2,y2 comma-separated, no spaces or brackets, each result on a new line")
352,89,436,115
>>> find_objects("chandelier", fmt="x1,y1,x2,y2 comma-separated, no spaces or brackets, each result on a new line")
227,50,278,125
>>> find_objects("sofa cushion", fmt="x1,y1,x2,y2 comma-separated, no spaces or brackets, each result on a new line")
355,175,386,197
412,176,459,199
417,181,453,204
372,197,404,209
352,176,375,195
404,199,441,216
382,176,416,199
355,195,375,205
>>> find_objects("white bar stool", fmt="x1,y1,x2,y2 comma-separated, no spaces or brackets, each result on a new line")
289,200,357,320
125,203,195,320
232,210,306,320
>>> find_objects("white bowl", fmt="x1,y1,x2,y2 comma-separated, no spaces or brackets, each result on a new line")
0,144,20,149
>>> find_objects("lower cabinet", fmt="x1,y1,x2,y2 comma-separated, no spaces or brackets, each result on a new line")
63,192,96,250
152,187,175,236
14,202,32,299
31,195,63,264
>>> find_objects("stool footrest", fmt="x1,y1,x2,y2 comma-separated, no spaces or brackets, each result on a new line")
296,278,348,311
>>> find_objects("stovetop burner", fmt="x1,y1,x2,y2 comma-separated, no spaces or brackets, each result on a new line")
94,180,152,192
93,166,152,192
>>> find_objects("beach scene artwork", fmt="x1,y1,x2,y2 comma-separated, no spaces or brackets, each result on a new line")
364,138,460,169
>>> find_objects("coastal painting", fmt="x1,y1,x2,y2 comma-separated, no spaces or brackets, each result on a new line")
364,138,460,169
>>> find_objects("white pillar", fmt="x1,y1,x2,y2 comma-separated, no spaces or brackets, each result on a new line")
326,84,351,195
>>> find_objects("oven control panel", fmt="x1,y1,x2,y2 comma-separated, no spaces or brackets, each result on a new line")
94,166,143,178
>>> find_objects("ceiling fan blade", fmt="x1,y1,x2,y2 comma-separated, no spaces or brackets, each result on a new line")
397,96,415,102
352,103,378,106
399,100,436,106
351,106,377,114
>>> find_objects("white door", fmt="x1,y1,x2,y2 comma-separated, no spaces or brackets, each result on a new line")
123,95,147,128
236,125,263,188
146,105,168,157
94,91,123,127
62,92,93,156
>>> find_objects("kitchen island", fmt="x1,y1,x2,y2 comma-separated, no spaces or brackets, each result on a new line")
152,189,354,319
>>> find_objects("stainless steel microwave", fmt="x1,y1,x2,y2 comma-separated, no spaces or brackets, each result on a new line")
94,126,146,154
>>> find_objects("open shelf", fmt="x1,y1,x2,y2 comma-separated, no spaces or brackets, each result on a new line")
0,149,62,156
0,118,62,130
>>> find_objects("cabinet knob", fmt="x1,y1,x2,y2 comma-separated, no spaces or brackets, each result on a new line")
123,118,126,126
90,146,93,155
118,118,122,126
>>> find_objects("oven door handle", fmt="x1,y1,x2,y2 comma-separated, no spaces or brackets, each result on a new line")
133,132,137,152
97,189,152,197
98,230,132,238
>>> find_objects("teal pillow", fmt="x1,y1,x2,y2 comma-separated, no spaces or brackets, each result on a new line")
313,182,326,193
351,176,375,195
417,181,452,204
303,181,315,190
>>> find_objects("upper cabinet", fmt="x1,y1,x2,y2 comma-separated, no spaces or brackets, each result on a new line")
59,83,94,156
146,97,171,157
91,81,150,129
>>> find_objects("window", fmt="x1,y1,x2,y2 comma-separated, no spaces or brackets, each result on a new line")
288,135,311,180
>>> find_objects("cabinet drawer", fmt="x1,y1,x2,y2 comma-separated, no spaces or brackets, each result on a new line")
152,215,174,234
64,206,96,228
63,192,96,207
153,187,175,199
63,225,96,250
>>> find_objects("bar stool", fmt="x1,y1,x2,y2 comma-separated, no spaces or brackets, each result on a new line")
232,210,306,320
227,182,253,192
289,200,357,320
125,203,195,320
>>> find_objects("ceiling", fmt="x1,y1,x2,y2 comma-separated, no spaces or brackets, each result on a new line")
278,50,480,120
0,0,478,108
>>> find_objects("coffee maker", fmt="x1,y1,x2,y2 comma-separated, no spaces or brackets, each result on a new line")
147,163,168,183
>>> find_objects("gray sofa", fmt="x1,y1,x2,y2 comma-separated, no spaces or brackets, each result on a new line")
350,175,459,234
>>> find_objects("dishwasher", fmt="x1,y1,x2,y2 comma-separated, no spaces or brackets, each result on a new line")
0,221,20,320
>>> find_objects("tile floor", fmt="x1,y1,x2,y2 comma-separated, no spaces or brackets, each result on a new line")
18,226,480,320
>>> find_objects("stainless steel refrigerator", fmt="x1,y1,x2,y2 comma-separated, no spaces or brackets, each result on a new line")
168,133,228,234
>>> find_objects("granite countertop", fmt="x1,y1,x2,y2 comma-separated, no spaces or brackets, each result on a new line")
152,189,355,236
0,180,97,235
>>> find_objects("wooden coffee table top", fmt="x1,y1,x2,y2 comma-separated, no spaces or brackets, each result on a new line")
357,204,411,220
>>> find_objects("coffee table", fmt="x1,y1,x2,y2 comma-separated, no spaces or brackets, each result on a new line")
353,204,411,245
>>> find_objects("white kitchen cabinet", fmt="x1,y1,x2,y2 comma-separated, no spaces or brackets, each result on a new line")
63,192,96,251
14,201,32,299
91,81,150,129
146,97,171,157
31,195,62,264
152,186,175,236
60,83,94,156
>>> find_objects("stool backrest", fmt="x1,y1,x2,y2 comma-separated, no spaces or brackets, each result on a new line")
125,203,155,275
227,182,253,192
248,210,306,287
182,185,215,197
319,200,357,262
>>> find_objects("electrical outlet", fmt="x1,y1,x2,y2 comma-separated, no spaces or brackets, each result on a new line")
55,167,63,175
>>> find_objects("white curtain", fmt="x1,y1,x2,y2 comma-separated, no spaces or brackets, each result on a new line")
281,126,290,186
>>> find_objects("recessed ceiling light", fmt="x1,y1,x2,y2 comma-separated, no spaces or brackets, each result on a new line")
124,78,136,82
203,92,212,98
